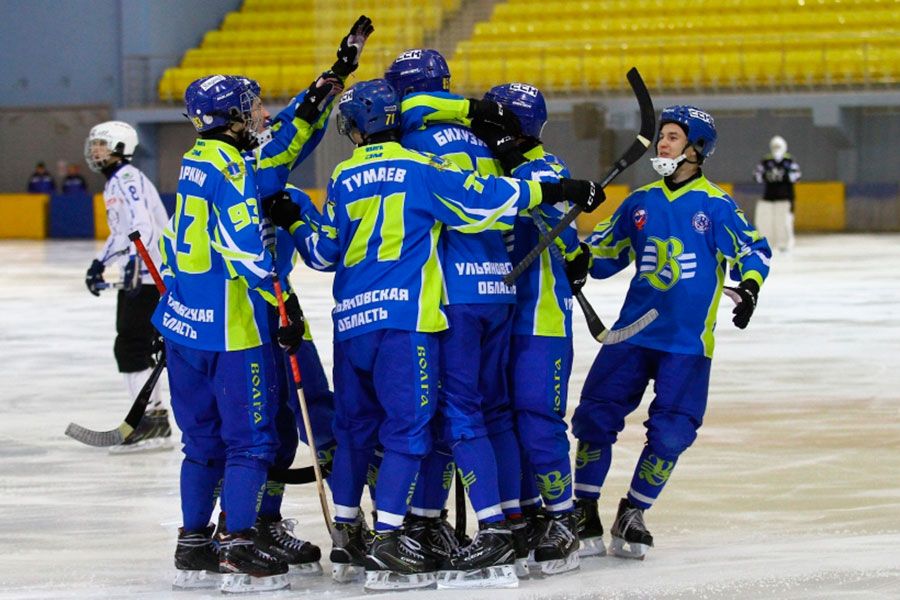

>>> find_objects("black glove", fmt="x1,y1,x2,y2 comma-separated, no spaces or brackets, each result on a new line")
331,15,374,78
468,98,522,137
85,259,105,296
723,279,759,329
262,191,302,230
276,294,305,354
296,73,344,124
122,255,141,298
471,122,525,173
539,178,605,213
565,243,590,294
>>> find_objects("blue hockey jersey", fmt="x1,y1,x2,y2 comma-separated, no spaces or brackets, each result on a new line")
509,146,581,338
302,142,543,341
400,92,513,306
585,174,771,357
154,89,335,352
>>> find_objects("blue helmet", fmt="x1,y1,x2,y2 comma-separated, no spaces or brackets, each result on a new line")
484,82,547,139
336,79,401,139
184,74,259,133
384,49,450,97
658,105,717,159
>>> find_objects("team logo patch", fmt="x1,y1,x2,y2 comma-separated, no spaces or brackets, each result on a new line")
633,208,648,230
691,211,711,233
223,161,245,180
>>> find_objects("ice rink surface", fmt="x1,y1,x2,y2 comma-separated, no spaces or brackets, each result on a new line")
0,234,898,599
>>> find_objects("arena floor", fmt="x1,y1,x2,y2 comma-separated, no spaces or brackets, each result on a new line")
0,234,897,599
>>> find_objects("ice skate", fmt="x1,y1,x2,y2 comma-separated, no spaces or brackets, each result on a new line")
329,520,367,583
573,497,606,557
609,497,654,560
532,511,580,575
403,510,462,562
254,514,322,575
509,516,531,578
172,525,220,589
437,520,518,589
364,529,437,591
521,505,550,571
108,408,172,454
218,530,290,593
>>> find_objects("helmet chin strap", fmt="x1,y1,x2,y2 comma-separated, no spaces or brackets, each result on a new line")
650,141,699,176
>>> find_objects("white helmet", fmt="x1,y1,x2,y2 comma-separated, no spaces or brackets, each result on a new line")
769,135,787,160
84,121,139,172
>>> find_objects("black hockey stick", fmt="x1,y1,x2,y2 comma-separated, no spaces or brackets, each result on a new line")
503,67,655,286
65,353,166,447
533,212,659,343
454,470,467,543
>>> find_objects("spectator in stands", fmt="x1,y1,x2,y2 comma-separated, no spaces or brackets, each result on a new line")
62,163,89,194
753,135,801,252
27,162,56,194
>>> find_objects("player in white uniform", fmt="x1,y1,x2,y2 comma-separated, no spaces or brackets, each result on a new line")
84,121,172,452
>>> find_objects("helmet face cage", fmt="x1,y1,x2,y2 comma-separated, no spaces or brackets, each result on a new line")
337,80,400,140
657,105,717,160
384,49,450,97
84,121,138,172
484,82,547,139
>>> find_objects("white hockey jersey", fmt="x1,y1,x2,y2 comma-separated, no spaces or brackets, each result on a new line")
96,163,168,285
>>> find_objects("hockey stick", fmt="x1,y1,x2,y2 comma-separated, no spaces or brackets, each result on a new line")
64,232,168,447
453,470,467,543
272,274,333,533
503,67,655,286
532,212,659,343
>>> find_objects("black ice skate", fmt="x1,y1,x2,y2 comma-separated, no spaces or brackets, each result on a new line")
172,525,220,590
108,408,172,454
329,520,367,583
516,505,550,574
532,511,580,575
403,510,462,562
364,529,437,591
218,530,290,593
609,497,654,560
254,514,322,575
437,520,518,589
573,497,606,557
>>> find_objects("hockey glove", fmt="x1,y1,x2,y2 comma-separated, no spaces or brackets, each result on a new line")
723,279,760,329
565,243,591,294
331,15,374,78
85,259,105,296
539,178,605,213
122,255,142,298
296,73,344,125
468,99,522,138
277,294,305,354
472,122,526,173
262,191,302,231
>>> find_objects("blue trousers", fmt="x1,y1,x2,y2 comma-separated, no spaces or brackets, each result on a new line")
166,340,279,532
571,342,711,509
330,329,439,527
508,334,574,513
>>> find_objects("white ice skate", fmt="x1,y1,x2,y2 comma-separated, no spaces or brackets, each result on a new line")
608,498,653,560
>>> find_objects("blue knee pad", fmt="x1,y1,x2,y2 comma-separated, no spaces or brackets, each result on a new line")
646,413,699,458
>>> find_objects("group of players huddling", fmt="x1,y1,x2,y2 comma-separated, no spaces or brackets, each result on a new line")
84,14,771,594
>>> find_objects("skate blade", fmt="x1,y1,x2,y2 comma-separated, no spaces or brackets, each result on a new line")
577,535,607,558
535,551,580,576
172,569,220,589
609,536,650,560
220,572,290,593
514,558,530,579
289,561,323,576
364,569,436,591
332,563,365,583
437,564,518,589
108,437,173,454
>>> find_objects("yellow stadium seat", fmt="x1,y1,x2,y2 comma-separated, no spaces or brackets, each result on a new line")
702,51,741,88
583,54,622,90
543,56,583,92
783,49,825,86
742,50,782,88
